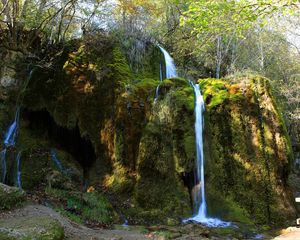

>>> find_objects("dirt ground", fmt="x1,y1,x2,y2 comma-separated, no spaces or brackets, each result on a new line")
0,203,157,240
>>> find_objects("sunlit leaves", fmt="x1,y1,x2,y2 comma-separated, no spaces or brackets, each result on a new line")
180,0,300,41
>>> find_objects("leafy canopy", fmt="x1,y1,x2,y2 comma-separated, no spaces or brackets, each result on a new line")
180,0,300,39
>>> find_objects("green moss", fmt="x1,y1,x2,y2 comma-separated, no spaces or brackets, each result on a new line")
45,187,119,225
0,183,25,210
108,47,133,87
55,207,83,224
0,216,64,240
81,192,117,224
199,78,242,108
203,76,295,226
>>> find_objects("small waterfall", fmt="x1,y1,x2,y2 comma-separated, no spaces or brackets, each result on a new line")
4,107,20,147
154,64,163,103
184,82,230,227
0,69,34,185
1,149,7,183
154,86,159,103
1,107,20,184
122,218,129,227
159,63,163,81
154,47,177,102
158,46,177,78
50,149,64,173
16,151,22,188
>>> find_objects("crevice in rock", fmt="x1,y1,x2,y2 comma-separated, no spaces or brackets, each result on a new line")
23,109,96,179
181,171,196,212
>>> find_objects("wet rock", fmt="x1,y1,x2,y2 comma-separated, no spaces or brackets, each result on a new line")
0,75,17,88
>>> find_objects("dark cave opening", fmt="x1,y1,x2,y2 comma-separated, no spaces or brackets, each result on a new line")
23,109,96,178
181,171,197,213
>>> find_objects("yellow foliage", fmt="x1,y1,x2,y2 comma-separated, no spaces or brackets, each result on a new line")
87,186,95,193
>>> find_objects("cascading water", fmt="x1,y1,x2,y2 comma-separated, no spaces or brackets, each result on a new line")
158,46,177,78
1,107,20,184
50,149,65,173
154,63,163,103
16,151,22,188
0,69,34,186
4,107,20,147
154,46,177,102
1,149,7,183
184,82,230,227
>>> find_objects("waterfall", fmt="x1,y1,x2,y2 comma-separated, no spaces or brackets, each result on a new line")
1,107,20,184
158,46,177,79
16,151,22,188
192,83,206,217
1,149,7,183
154,47,177,102
184,82,230,227
4,107,20,147
0,69,34,185
154,63,163,103
50,149,64,173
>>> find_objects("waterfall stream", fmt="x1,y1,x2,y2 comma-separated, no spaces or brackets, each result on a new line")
1,149,7,183
50,149,65,173
1,107,21,185
0,69,34,186
184,82,230,227
154,46,177,102
158,46,177,78
4,107,20,147
16,151,22,188
153,46,229,227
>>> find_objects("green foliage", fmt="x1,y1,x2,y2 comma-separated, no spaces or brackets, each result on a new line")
199,78,242,108
181,0,297,40
82,192,118,224
0,216,64,240
109,47,133,88
45,187,119,225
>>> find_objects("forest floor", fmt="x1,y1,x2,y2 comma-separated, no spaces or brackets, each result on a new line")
0,203,217,240
1,202,296,240
0,203,153,240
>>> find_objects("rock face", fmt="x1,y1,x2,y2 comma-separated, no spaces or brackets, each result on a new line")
0,35,295,225
200,77,295,225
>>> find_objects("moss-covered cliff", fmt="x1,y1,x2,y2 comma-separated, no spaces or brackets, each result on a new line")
200,77,295,225
0,35,295,226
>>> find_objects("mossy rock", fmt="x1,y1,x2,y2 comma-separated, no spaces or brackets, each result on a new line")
199,78,243,108
0,183,25,210
45,188,119,225
15,147,83,191
202,76,295,225
0,215,64,240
